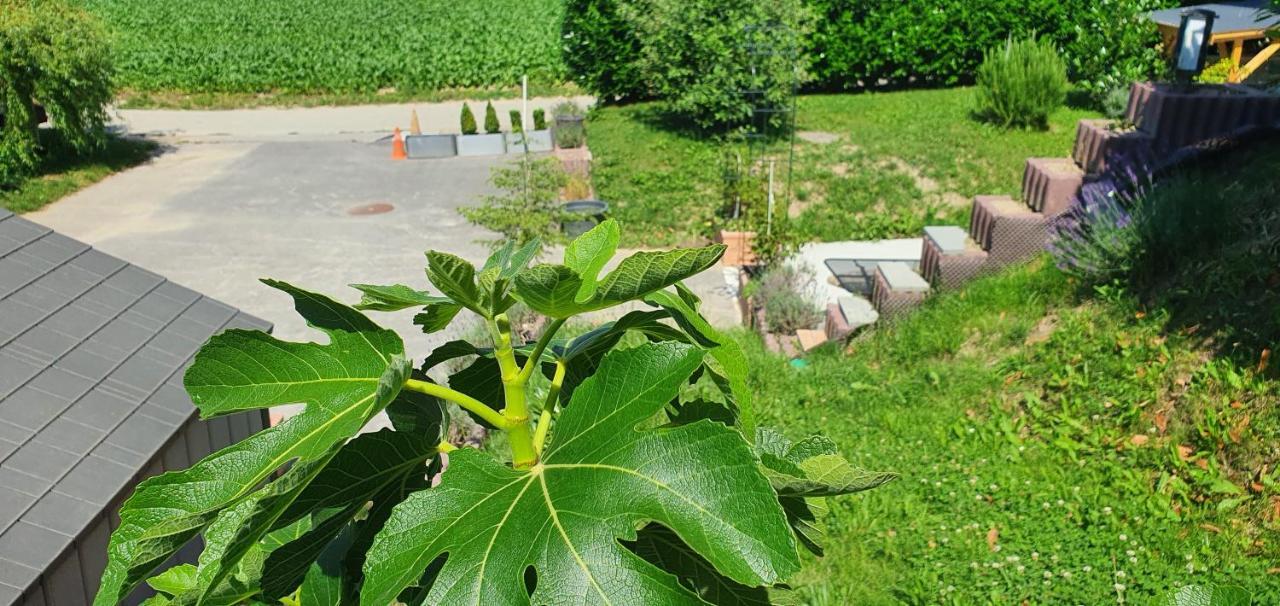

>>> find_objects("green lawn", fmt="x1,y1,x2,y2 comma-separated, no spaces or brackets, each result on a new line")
740,143,1280,603
1,135,156,214
590,88,1101,247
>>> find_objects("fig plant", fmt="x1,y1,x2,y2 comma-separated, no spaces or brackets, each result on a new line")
95,220,894,606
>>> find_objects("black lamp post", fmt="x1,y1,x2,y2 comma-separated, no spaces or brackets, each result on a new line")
1173,8,1217,84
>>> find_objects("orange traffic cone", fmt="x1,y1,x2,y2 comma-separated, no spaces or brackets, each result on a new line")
409,110,422,135
391,127,407,160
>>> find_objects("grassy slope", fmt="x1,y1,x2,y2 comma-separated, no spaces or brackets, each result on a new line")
746,144,1280,603
590,88,1100,248
1,135,156,214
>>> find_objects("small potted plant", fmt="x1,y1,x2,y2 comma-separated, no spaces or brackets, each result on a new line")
456,102,506,156
505,108,553,154
403,109,457,158
552,101,586,149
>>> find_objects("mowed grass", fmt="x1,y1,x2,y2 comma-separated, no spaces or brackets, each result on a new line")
1,135,157,214
589,88,1101,248
745,260,1279,604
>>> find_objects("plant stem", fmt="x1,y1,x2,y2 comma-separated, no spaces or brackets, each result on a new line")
402,378,512,430
492,314,539,469
518,318,566,382
533,360,566,455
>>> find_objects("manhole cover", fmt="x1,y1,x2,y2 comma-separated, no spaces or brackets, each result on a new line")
348,202,394,216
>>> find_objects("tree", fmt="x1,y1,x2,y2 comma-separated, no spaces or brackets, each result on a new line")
0,0,114,188
93,222,895,605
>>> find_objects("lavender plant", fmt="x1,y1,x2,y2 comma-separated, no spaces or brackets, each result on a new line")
95,220,895,606
1049,151,1154,283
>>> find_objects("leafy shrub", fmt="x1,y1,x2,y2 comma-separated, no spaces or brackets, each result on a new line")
1059,0,1173,105
483,101,500,134
1049,155,1151,283
508,109,523,132
621,0,814,130
1197,58,1237,84
757,263,823,334
533,108,547,130
806,0,1173,108
1102,85,1132,120
460,155,568,251
975,37,1068,130
460,103,477,135
80,0,568,94
1,0,114,189
563,174,592,200
552,101,586,148
94,221,893,605
562,0,648,102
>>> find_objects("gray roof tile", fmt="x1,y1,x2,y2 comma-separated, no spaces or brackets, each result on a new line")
0,522,65,573
53,455,134,507
0,386,69,431
2,441,79,481
22,492,101,538
0,218,272,593
32,418,104,457
0,557,39,592
7,326,79,365
59,388,133,429
0,352,42,399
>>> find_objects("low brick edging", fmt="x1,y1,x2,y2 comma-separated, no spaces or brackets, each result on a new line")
969,195,1048,267
1071,119,1155,175
870,266,928,321
555,145,592,177
920,234,989,290
1125,81,1280,151
1021,158,1084,217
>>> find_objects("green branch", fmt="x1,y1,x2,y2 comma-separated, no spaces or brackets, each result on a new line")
533,360,566,455
518,318,566,382
402,378,513,430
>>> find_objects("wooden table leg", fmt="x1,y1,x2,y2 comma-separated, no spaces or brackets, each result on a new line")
1238,40,1280,82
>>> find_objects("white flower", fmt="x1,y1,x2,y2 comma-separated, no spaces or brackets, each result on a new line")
1184,554,1194,561
1118,534,1127,541
1062,571,1073,579
1126,550,1135,557
1114,583,1126,592
1082,565,1093,573
1057,499,1065,506
1129,557,1138,564
1006,555,1020,562
1115,570,1126,579
1043,571,1054,579
1017,565,1026,573
1103,506,1113,515
1032,552,1040,560
1043,502,1052,509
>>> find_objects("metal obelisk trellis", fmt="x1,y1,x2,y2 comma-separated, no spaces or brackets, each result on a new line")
724,19,801,241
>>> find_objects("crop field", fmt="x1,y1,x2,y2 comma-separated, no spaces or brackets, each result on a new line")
80,0,567,93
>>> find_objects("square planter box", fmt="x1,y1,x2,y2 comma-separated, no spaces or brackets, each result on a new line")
456,133,506,156
505,130,553,153
405,134,456,159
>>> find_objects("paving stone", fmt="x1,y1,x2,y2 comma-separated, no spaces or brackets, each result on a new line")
0,300,44,344
33,418,105,457
26,368,93,402
0,557,39,593
105,412,173,459
182,297,237,329
41,306,111,341
32,264,99,299
0,352,43,399
54,346,118,382
103,266,162,295
7,327,79,365
0,485,38,532
2,441,79,483
77,284,141,316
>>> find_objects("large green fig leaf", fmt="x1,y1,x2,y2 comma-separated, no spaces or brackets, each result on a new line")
647,283,755,434
349,283,451,311
514,245,725,318
94,281,409,606
425,251,482,313
629,524,772,606
361,342,800,605
562,219,620,302
755,428,896,557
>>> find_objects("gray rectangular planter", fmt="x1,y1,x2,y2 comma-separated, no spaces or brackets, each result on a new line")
405,134,456,159
504,130,553,154
456,133,506,156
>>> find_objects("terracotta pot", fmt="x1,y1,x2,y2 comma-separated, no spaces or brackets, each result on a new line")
716,229,758,266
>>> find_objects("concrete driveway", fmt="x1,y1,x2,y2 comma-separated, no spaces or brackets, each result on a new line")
29,99,740,368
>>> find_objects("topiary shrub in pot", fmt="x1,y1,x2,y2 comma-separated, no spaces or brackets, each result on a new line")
457,101,506,156
975,36,1068,130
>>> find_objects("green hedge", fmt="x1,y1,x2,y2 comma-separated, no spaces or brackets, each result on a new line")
82,0,567,93
806,0,1175,101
